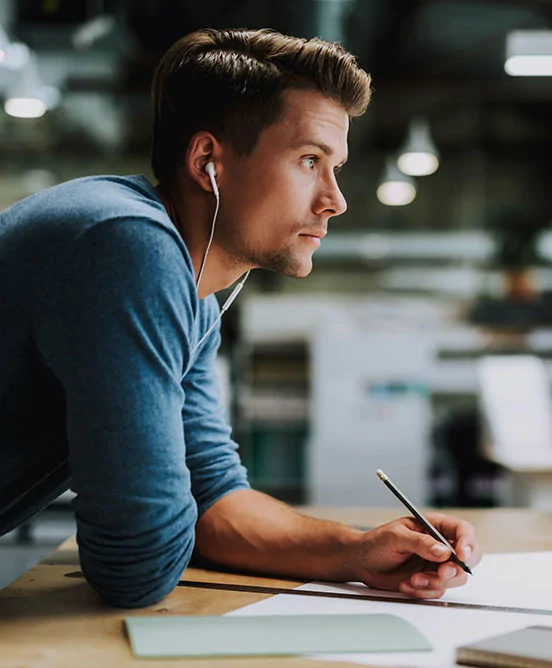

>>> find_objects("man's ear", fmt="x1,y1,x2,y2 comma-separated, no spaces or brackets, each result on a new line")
185,131,223,195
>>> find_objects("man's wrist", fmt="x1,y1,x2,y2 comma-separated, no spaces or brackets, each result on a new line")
331,526,367,582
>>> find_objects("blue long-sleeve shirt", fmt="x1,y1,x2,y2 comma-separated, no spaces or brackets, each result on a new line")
0,175,250,607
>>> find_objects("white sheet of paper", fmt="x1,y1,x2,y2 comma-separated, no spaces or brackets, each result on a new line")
229,592,549,667
227,552,552,667
301,551,552,612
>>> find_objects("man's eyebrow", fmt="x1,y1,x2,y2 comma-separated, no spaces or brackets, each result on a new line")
293,140,348,166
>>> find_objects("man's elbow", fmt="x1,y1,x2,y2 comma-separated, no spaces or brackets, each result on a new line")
89,573,181,609
79,532,194,609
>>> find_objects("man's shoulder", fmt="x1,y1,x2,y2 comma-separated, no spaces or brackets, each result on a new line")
44,174,166,223
57,173,156,201
59,177,195,283
0,174,197,303
1,174,166,228
1,173,188,265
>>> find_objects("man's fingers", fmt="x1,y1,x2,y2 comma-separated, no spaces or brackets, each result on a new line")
406,528,452,564
436,562,468,588
446,534,481,570
405,512,480,571
425,512,476,546
401,560,468,597
399,580,445,599
460,542,483,570
362,516,482,598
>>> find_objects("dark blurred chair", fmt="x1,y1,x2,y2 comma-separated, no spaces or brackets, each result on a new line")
430,409,503,507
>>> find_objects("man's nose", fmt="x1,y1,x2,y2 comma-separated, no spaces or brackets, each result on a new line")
314,178,347,217
333,185,347,216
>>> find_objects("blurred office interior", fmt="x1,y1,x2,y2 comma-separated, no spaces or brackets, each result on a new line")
2,0,552,587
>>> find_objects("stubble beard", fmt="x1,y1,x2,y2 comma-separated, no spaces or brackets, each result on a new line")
221,222,314,278
234,242,313,278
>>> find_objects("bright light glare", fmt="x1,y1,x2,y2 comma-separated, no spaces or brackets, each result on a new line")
4,97,47,119
2,43,31,70
505,55,552,76
0,48,5,64
377,181,416,206
397,152,439,176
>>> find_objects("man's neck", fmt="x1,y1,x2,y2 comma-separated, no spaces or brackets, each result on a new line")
156,182,247,299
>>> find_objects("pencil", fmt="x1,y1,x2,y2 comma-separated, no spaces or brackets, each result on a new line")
376,469,472,575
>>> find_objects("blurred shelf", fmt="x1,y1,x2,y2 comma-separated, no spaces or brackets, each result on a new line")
239,393,309,423
235,339,311,503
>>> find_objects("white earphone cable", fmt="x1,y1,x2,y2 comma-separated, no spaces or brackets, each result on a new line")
196,186,219,290
189,162,250,355
190,269,250,355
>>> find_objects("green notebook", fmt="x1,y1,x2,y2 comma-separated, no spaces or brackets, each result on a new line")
125,613,432,659
456,625,552,668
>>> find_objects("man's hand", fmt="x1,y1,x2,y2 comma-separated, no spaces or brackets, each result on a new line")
349,512,482,599
195,490,482,600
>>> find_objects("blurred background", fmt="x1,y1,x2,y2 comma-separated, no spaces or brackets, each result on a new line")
2,0,552,586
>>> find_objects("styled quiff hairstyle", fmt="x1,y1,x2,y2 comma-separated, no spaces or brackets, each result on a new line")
151,28,371,183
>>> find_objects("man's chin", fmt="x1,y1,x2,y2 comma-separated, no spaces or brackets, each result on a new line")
283,259,313,279
258,252,313,278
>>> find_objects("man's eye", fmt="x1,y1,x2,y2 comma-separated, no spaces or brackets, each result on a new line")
303,156,318,169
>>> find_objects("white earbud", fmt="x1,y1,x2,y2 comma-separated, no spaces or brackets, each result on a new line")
205,161,219,198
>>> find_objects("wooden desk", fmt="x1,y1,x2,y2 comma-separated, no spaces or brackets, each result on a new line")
2,507,552,668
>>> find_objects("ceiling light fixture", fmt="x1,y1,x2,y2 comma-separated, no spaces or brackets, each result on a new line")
505,30,552,76
72,15,115,50
377,156,417,206
0,22,9,65
0,23,30,71
397,118,440,176
4,56,60,119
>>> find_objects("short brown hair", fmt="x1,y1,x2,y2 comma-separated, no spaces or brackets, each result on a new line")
151,28,371,183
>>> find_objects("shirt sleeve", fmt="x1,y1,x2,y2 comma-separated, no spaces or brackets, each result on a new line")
183,299,250,519
35,218,199,608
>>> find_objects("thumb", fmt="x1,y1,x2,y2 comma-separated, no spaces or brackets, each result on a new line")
407,529,452,563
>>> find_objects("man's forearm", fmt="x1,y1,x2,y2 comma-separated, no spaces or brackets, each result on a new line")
194,488,363,581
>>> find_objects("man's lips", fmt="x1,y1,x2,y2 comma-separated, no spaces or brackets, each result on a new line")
299,230,327,239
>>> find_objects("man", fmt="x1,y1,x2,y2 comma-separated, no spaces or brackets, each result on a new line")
0,28,481,608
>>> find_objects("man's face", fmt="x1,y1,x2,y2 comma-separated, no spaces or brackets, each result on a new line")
217,88,349,278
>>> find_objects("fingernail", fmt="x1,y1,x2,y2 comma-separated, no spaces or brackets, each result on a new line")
464,545,472,558
431,544,449,556
400,582,414,595
443,566,457,578
414,575,429,588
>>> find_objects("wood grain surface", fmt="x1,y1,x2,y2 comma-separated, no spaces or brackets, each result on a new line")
1,507,551,668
